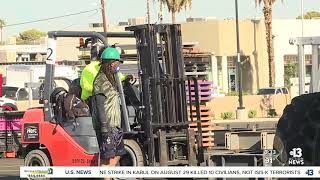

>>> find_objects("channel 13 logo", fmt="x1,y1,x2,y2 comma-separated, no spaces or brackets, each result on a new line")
290,148,302,158
305,169,313,176
288,148,304,165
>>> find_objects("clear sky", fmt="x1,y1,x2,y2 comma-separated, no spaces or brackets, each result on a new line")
1,0,320,38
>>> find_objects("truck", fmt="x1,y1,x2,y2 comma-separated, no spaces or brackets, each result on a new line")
4,64,79,88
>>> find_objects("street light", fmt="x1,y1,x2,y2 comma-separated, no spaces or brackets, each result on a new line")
235,0,244,110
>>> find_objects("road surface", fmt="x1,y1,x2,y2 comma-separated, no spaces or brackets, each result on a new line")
0,158,23,179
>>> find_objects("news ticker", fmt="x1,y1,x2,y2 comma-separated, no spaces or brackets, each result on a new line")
20,166,320,178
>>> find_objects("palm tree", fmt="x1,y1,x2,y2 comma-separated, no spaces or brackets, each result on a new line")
0,19,5,43
161,0,192,23
256,0,281,87
159,0,163,23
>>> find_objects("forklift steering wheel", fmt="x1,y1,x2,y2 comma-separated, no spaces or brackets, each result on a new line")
130,78,137,85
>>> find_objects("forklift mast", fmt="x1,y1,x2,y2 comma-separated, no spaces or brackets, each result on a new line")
126,24,188,128
126,24,202,166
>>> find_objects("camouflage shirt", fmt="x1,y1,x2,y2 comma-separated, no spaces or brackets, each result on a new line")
93,70,121,128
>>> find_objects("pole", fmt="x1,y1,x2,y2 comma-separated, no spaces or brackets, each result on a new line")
28,71,33,108
301,0,304,37
235,0,244,109
115,71,131,132
100,0,107,32
147,0,151,24
159,0,163,24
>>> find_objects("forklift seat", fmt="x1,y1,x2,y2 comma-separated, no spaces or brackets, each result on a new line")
50,87,99,154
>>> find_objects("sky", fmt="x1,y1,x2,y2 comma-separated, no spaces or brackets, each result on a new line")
0,0,320,39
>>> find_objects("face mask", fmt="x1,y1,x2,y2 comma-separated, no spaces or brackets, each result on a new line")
115,66,120,73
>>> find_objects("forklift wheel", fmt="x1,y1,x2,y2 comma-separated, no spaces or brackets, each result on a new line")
120,140,144,166
24,150,51,166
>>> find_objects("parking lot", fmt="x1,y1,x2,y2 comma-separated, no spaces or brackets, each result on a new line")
0,158,23,179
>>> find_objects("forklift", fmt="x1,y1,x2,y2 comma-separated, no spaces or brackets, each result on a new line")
21,24,204,167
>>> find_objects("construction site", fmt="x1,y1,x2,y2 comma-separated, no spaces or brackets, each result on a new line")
0,0,320,179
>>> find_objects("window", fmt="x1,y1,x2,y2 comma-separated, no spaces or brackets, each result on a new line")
276,89,282,94
2,86,19,100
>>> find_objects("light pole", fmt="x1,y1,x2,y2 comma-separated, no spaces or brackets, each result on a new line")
235,0,244,109
100,0,107,32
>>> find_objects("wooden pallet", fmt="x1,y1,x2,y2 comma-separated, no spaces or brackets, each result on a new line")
189,122,215,148
188,106,214,121
193,134,215,148
187,105,210,111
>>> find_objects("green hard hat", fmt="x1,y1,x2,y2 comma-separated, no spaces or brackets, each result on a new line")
101,47,120,61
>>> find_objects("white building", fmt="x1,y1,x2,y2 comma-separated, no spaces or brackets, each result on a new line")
273,19,320,87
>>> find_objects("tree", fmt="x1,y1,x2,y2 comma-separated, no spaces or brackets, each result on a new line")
0,19,5,43
297,11,320,19
284,62,298,88
161,0,192,23
256,0,282,87
17,29,46,44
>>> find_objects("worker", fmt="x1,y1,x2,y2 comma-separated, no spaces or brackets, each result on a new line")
80,47,130,180
64,78,90,120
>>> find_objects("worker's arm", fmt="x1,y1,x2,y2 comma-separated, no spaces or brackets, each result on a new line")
118,72,126,81
118,72,134,82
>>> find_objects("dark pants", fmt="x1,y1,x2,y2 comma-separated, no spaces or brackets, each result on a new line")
91,94,126,160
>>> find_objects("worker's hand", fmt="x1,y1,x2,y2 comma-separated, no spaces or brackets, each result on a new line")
126,75,134,81
126,74,137,85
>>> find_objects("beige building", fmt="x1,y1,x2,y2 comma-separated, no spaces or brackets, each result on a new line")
0,19,268,94
181,19,269,94
5,18,317,95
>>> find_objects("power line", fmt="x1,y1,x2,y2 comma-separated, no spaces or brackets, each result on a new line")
4,9,99,27
59,11,99,30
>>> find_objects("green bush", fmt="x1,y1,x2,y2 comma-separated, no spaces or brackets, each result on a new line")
221,112,235,120
268,109,278,118
248,110,257,118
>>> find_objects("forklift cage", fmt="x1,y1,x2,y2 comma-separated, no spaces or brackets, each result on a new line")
43,31,134,122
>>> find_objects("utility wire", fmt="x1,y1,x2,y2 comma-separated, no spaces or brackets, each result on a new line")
4,9,98,27
59,10,99,30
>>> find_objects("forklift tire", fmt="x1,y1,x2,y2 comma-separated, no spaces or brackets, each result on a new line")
0,103,17,111
120,139,144,166
24,149,51,166
273,93,320,166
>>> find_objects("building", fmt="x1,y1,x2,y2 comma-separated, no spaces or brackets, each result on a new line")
181,18,320,94
272,19,320,87
0,37,47,63
2,18,319,94
128,17,146,25
181,18,269,94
